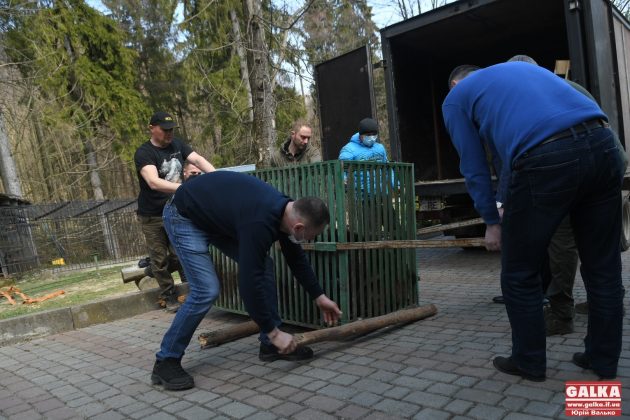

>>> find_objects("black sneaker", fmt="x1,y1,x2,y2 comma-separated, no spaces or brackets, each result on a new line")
572,352,591,369
259,343,314,362
572,352,616,380
493,356,545,382
151,358,194,390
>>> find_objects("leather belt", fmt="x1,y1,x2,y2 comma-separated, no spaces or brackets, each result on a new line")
537,118,608,148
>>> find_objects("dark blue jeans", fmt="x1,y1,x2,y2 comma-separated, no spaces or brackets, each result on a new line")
158,202,280,360
501,126,623,377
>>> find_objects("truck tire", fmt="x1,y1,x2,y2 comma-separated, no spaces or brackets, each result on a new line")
621,193,630,252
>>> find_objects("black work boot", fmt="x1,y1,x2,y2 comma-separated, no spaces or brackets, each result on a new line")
493,356,545,382
544,307,574,336
151,358,194,390
572,353,616,380
259,343,314,362
161,294,181,313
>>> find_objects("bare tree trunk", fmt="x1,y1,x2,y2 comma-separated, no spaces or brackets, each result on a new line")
242,0,277,166
63,34,105,201
0,110,23,197
207,102,222,154
83,137,104,200
0,41,23,198
230,9,254,125
30,113,54,200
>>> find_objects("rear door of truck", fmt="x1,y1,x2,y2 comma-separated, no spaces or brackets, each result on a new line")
579,0,626,144
314,46,376,160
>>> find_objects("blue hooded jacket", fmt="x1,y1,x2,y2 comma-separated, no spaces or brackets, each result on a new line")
339,133,388,162
339,133,391,193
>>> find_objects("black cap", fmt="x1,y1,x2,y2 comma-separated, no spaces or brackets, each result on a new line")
149,111,178,130
358,118,378,135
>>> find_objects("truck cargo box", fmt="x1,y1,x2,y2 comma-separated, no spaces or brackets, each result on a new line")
316,0,630,241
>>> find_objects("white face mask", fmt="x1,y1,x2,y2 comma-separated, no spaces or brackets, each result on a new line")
288,235,305,244
362,135,377,147
287,228,306,244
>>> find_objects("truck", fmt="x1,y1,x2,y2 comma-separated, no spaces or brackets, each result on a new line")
315,0,630,247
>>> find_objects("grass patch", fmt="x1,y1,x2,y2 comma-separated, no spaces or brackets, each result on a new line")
0,264,143,320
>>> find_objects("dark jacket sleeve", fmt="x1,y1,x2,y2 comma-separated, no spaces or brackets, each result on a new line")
236,222,281,333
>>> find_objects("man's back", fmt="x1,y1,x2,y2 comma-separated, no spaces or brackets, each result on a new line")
443,62,605,165
173,171,289,239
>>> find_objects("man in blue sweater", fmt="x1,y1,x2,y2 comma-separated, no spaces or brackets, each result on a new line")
443,62,624,381
151,171,342,390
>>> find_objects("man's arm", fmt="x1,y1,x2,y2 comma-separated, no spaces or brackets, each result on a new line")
140,165,181,194
186,151,216,173
278,235,325,298
443,104,500,225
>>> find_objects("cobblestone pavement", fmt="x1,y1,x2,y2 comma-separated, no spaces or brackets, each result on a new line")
1,247,628,419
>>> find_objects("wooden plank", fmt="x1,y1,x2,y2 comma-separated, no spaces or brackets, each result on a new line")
302,237,485,251
416,218,484,236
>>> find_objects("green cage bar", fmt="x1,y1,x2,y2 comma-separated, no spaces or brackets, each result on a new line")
212,160,418,328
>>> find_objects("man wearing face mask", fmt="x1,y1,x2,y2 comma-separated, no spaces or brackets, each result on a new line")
151,171,342,390
339,117,389,162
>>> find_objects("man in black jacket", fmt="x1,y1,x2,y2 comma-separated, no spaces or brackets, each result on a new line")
151,171,342,390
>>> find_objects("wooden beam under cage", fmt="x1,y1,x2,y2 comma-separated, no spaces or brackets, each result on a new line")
199,304,437,349
416,218,484,236
302,237,485,251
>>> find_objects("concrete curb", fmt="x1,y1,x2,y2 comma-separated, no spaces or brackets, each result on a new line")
0,283,188,347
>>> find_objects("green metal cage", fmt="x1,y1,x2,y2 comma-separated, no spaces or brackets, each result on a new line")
212,160,418,328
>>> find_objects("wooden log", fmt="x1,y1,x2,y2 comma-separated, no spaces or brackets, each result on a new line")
294,304,437,348
121,266,145,284
198,304,437,349
199,320,260,348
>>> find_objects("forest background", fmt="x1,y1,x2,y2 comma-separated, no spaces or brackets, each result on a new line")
1,0,629,205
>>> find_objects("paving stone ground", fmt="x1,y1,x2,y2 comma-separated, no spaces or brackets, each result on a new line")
1,246,629,419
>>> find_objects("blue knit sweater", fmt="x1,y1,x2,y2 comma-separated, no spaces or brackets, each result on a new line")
442,62,606,224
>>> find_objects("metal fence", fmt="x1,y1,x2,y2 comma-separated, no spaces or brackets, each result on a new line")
0,199,145,276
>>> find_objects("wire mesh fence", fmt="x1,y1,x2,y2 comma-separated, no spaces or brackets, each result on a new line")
0,199,145,276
